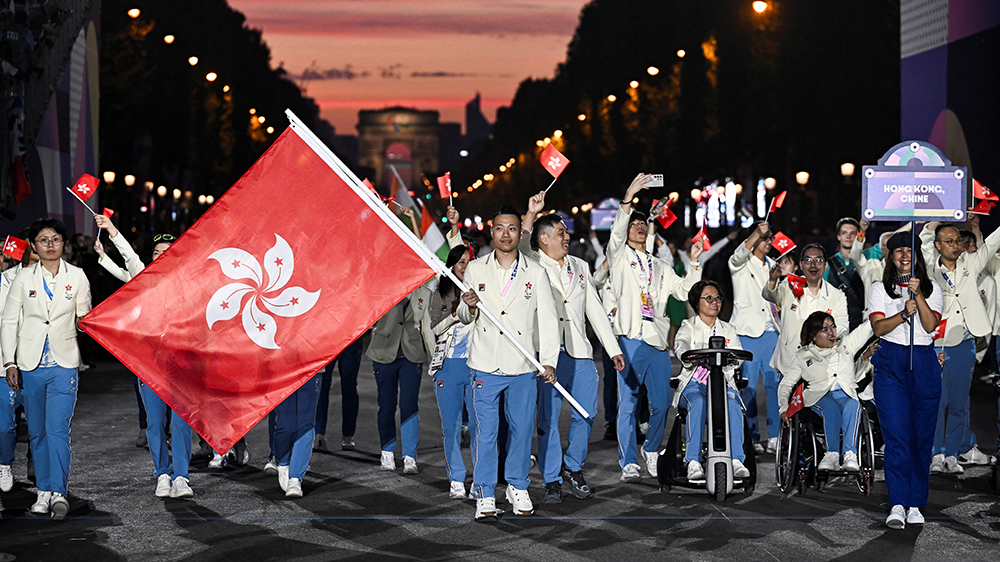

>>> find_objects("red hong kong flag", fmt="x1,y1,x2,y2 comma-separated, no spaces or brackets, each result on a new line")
772,231,796,256
79,115,438,452
539,144,570,179
787,273,807,299
102,208,115,218
3,235,28,261
974,179,998,202
785,384,806,417
71,173,99,201
651,199,677,229
970,199,996,216
932,319,947,340
692,223,711,251
769,191,787,213
437,172,451,198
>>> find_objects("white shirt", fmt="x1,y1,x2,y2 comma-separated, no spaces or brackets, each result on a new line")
867,279,944,346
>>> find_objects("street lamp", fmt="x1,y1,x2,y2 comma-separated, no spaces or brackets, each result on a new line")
156,185,167,197
127,8,140,18
103,171,115,184
796,171,810,185
163,35,175,44
607,94,616,102
629,80,639,89
577,113,586,121
647,66,659,76
206,72,217,82
764,177,776,189
206,195,214,204
172,189,182,200
124,175,135,187
753,1,769,13
188,56,198,66
840,163,855,178
677,49,686,58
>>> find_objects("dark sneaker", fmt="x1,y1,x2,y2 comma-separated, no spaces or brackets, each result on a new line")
562,468,593,499
542,481,563,503
603,423,616,441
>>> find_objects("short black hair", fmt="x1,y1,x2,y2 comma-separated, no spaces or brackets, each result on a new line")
628,211,647,225
934,223,959,240
28,218,68,245
800,311,834,347
492,206,521,226
836,217,860,233
688,279,724,311
530,213,564,251
799,242,827,262
957,229,976,242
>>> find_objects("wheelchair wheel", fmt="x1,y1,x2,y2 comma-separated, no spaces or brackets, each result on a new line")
775,418,797,494
855,408,876,496
797,422,819,497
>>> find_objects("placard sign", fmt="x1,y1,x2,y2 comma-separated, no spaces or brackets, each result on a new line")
862,141,967,222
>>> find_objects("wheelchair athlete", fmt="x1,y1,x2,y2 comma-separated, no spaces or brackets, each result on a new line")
778,311,873,472
672,280,749,481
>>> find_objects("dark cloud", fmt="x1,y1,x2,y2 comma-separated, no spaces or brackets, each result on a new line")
410,71,479,78
290,65,369,81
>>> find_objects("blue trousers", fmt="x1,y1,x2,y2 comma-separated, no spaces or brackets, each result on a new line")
812,388,861,456
273,374,321,481
537,353,599,483
617,337,671,467
433,358,475,482
1,378,23,465
933,339,975,457
22,365,78,496
739,331,780,441
133,376,147,429
374,358,422,458
138,381,192,479
680,381,745,463
873,341,941,509
315,337,362,437
471,370,536,497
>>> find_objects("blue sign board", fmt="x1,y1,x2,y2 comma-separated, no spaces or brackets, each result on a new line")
862,141,967,222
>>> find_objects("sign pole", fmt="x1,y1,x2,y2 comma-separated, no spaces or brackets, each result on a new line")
909,221,916,370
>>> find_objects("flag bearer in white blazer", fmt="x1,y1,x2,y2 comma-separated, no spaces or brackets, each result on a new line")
522,192,625,503
728,221,782,453
457,206,560,521
608,174,703,483
2,219,91,520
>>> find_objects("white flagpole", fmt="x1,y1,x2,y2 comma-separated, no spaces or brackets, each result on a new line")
286,110,590,419
544,176,558,193
66,187,98,215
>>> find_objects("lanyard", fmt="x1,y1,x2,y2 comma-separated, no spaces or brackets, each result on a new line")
500,256,519,298
631,248,653,290
42,279,53,300
940,271,956,292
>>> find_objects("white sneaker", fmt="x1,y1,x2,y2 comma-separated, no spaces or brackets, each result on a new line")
402,456,418,474
943,455,964,474
753,443,765,455
380,451,396,471
49,492,69,520
449,481,467,499
475,496,501,520
959,445,994,465
766,437,778,454
841,451,860,472
906,507,925,525
929,454,945,474
263,457,279,476
170,476,194,498
818,451,840,471
208,453,226,469
886,504,906,529
31,490,51,514
643,449,659,477
620,463,641,482
732,459,750,478
505,484,534,516
155,474,172,498
687,460,705,480
285,478,303,498
0,464,12,492
278,465,289,491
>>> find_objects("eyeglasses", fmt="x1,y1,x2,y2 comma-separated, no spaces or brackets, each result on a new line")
153,234,177,244
801,257,826,265
936,238,961,247
35,237,63,246
700,295,724,304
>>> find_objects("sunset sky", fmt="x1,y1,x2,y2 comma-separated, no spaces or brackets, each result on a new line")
227,0,590,134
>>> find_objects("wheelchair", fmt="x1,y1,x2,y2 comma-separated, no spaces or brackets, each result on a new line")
658,336,756,501
774,382,877,496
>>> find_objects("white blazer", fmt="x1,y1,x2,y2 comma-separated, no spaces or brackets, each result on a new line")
778,322,873,414
98,232,145,282
988,254,1000,337
457,251,560,374
762,278,848,375
1,260,92,370
607,208,701,350
919,225,1000,346
728,242,779,338
671,317,743,408
366,286,432,365
848,237,884,320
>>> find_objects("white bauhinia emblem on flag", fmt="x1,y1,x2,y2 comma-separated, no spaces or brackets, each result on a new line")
547,156,562,171
776,238,789,250
4,241,16,252
76,182,90,194
206,234,320,349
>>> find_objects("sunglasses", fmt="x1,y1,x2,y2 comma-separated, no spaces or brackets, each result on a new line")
153,234,177,244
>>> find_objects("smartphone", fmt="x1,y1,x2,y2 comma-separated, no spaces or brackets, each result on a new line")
647,174,664,188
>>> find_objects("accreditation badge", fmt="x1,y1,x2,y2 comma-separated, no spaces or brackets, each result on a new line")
640,292,655,321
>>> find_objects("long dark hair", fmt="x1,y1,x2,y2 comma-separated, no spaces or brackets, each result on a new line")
800,311,833,347
882,246,933,299
439,245,471,297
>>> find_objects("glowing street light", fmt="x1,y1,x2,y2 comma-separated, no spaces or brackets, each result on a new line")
764,177,777,189
691,188,702,200
163,35,175,44
647,66,659,76
677,49,686,58
577,113,586,121
753,1,769,14
198,195,207,204
173,189,182,200
103,171,115,183
145,181,154,191
156,185,167,197
629,80,639,89
257,116,266,124
127,8,140,18
553,130,563,138
266,126,274,134
206,195,215,204
796,171,810,185
222,85,230,93
607,94,616,102
124,175,135,187
249,108,257,115
840,162,855,177
206,72,217,82
188,56,198,66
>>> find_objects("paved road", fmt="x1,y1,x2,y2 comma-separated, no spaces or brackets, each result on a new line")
1,352,999,561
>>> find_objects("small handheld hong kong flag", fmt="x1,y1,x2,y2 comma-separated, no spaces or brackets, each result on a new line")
974,179,998,202
787,273,807,299
3,235,28,261
970,199,996,216
692,223,711,251
102,208,115,218
539,144,570,179
768,191,787,213
932,318,947,340
651,199,677,229
71,173,99,201
436,172,451,199
772,231,796,256
786,384,806,418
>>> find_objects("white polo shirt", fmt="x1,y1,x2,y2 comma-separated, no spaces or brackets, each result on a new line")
868,279,944,346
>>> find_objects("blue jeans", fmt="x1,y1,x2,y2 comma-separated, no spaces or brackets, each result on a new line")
22,365,78,496
273,374,321,481
1,378,23,465
471,370,536,498
434,358,475,482
739,331,780,441
680,381,745,463
873,341,941,509
138,381,192,479
812,388,861,456
616,337,671,467
537,353,599,483
374,358,422,458
933,339,975,457
315,337,362,437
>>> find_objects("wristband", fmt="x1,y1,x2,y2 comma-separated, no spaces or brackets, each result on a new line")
899,309,909,321
689,261,700,269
